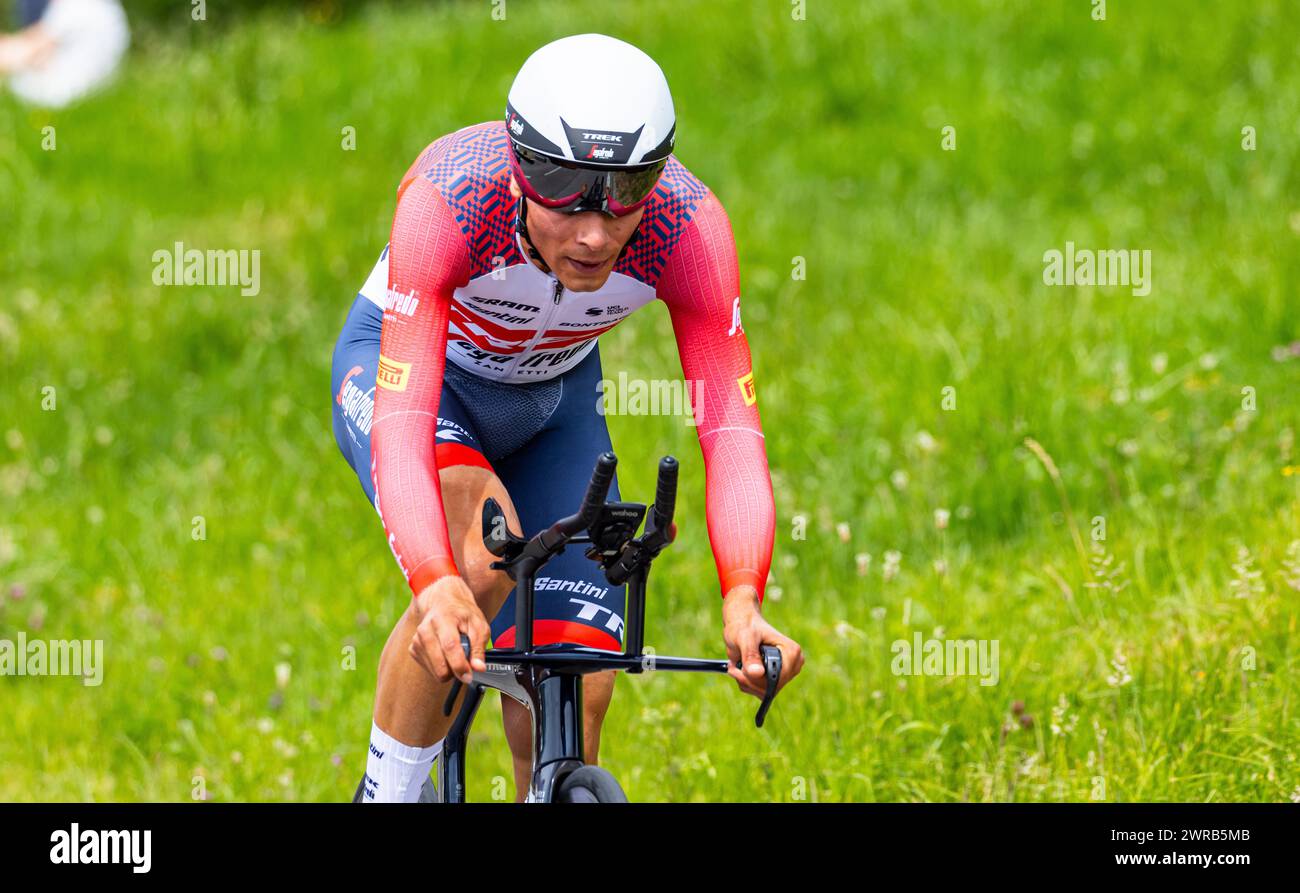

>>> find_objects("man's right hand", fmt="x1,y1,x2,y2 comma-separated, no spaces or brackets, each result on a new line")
408,575,490,685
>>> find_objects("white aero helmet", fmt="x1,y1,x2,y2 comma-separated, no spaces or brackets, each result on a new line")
506,33,676,216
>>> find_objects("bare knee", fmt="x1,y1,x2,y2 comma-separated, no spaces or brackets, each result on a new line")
435,463,520,617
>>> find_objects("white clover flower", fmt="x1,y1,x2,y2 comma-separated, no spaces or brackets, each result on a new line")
883,550,902,582
1106,654,1133,687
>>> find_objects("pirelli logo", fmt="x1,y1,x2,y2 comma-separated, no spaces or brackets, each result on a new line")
377,354,412,391
737,372,757,406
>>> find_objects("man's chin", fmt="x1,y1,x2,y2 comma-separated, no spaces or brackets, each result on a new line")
556,259,613,292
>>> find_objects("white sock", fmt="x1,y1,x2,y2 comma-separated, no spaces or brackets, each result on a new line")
362,721,442,803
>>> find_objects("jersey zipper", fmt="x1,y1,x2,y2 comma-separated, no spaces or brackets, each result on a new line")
505,274,565,378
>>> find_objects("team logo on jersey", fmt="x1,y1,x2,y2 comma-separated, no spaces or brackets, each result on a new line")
336,365,375,436
376,355,412,391
737,371,757,406
728,296,744,336
383,286,420,317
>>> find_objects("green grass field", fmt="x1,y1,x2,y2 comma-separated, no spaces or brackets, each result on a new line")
1,0,1297,802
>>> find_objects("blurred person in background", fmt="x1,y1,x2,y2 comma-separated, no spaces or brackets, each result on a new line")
17,1,51,27
0,0,128,108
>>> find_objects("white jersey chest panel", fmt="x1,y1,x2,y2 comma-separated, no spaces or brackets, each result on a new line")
359,238,656,382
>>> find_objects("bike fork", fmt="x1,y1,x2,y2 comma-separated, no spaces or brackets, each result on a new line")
530,671,585,802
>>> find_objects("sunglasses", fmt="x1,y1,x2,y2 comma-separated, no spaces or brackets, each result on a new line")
509,143,667,217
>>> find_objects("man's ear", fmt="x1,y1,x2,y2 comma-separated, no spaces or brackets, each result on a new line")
507,175,522,200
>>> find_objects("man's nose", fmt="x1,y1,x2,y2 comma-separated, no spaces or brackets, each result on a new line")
571,211,617,249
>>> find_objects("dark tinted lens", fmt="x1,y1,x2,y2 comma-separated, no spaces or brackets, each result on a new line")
514,145,667,214
609,159,667,209
514,148,595,205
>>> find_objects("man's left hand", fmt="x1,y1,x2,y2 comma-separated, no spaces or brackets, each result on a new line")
721,585,804,698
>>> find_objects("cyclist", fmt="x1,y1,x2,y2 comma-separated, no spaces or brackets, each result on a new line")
331,33,804,802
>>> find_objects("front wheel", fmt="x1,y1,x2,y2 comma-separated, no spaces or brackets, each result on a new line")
553,765,627,803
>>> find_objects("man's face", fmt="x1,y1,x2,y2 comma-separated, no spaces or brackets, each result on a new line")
509,175,644,292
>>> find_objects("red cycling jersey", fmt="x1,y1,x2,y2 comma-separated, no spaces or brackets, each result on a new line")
369,122,774,601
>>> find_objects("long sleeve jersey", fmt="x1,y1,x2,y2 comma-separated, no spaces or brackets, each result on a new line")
367,122,775,600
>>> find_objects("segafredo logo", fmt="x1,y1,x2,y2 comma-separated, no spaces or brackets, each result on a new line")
336,365,375,437
383,286,419,317
561,119,642,165
509,115,524,137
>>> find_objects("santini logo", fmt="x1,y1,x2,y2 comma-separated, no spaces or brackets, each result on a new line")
50,824,151,874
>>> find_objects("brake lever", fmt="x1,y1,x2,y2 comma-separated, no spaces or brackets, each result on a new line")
441,634,475,717
734,644,783,728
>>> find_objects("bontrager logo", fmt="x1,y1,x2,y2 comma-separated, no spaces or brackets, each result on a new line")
50,824,151,874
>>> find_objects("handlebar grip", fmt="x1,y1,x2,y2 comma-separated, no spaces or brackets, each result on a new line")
652,456,678,529
441,634,475,716
575,451,617,527
734,644,783,728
